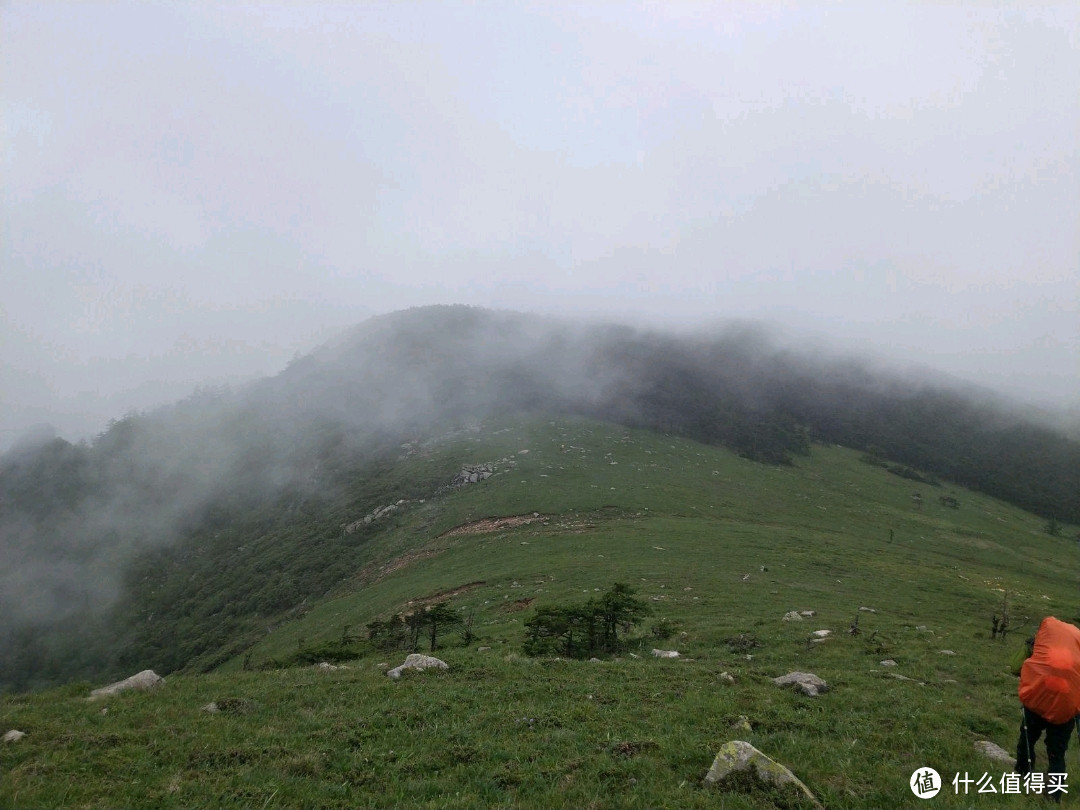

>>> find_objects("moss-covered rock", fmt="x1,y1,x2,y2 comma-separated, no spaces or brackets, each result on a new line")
705,740,821,808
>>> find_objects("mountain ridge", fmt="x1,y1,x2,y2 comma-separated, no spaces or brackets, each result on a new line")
1,305,1077,693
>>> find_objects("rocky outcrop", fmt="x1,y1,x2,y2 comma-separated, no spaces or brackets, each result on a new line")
89,669,164,700
975,740,1014,765
705,740,822,808
772,671,828,697
452,464,494,486
343,500,409,534
387,653,449,679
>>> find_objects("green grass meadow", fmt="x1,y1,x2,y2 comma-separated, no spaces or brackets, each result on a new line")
4,418,1078,808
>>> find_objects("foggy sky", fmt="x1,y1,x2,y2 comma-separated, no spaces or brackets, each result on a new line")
3,2,1078,448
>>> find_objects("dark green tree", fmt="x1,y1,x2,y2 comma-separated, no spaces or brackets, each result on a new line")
422,601,461,652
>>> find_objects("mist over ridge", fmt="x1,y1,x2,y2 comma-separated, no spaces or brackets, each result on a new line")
1,304,1078,691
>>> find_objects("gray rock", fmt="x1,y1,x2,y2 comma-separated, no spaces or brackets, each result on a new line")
90,669,164,700
880,659,898,667
782,611,804,621
387,653,449,679
651,649,680,659
859,606,877,613
811,629,831,638
3,730,26,743
772,671,828,697
201,702,220,714
975,740,1014,765
315,661,345,670
705,740,822,808
719,672,736,685
883,672,924,684
477,646,491,652
799,610,816,618
939,649,956,656
731,716,752,733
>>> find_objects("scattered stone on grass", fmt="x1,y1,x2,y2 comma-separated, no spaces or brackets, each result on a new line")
812,630,831,638
859,606,878,613
652,649,680,659
772,672,828,697
799,610,816,618
730,716,752,733
883,672,925,685
315,661,346,670
387,654,449,679
719,672,736,685
880,659,898,667
200,698,253,715
89,669,164,700
705,740,822,808
589,657,601,663
782,611,803,622
939,650,956,656
3,730,26,743
975,740,1014,765
477,646,491,652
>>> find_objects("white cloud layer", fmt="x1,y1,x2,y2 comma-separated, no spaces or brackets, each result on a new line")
2,1,1078,445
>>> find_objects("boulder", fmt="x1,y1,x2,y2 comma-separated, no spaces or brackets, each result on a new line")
782,611,803,621
90,669,164,700
651,649,680,659
975,740,1014,765
705,740,822,808
3,730,26,743
772,671,828,697
387,654,448,679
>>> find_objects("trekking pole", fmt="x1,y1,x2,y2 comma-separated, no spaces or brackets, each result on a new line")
1074,715,1080,773
1022,706,1034,774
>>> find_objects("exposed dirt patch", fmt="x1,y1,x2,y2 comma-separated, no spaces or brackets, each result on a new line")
406,581,486,608
503,597,535,613
439,514,543,538
357,548,444,585
609,740,659,758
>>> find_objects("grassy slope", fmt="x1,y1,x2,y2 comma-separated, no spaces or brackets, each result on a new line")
3,417,1078,809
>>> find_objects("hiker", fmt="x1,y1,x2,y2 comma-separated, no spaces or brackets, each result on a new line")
1015,617,1080,792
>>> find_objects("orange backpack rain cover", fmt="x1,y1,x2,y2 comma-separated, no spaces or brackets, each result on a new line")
1019,616,1080,724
